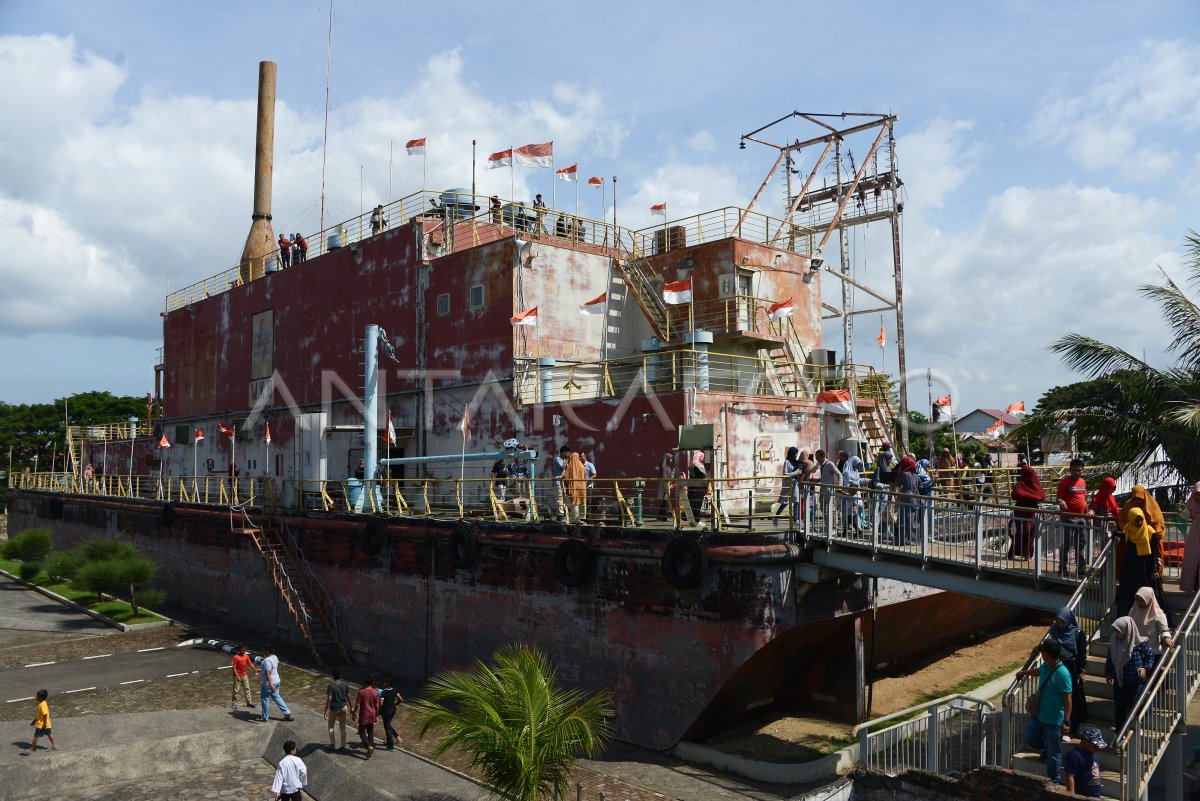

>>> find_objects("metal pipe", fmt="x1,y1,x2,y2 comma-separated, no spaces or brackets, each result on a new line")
364,324,379,483
239,61,277,284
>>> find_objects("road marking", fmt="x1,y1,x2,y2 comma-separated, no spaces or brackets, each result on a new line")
137,647,165,653
63,687,95,694
120,679,144,685
218,665,233,670
166,672,189,678
83,654,113,660
24,661,55,668
7,696,35,703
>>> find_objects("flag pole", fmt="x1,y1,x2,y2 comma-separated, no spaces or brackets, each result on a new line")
510,145,515,210
471,139,477,211
422,148,427,191
193,433,198,491
551,153,556,211
459,404,468,482
389,140,393,200
575,171,579,221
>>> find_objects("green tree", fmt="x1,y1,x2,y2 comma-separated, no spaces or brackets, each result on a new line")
1,529,53,562
414,644,613,801
73,539,157,613
0,391,148,473
1016,232,1200,481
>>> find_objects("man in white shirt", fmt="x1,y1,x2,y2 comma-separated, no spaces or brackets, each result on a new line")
259,644,294,722
272,740,307,801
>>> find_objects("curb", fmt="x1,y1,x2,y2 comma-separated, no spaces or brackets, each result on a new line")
0,568,174,633
672,667,1022,785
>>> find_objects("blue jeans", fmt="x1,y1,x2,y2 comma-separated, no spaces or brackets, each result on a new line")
261,682,290,720
1023,716,1063,783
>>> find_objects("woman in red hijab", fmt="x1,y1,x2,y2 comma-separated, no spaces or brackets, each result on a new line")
1009,465,1045,560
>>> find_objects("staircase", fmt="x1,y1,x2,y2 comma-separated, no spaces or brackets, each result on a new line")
612,255,669,341
762,316,815,397
231,505,350,667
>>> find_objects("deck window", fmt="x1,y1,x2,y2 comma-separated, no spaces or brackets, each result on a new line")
437,293,450,316
469,285,485,309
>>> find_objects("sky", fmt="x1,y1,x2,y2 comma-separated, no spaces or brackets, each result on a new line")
1,1,1198,416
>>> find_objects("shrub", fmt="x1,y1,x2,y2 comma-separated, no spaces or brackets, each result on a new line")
43,548,87,582
2,529,53,562
76,559,126,601
81,539,137,563
18,563,40,581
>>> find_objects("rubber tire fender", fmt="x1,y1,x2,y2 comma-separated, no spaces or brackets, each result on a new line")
161,502,177,528
363,518,389,556
661,535,708,590
554,539,593,588
447,523,479,568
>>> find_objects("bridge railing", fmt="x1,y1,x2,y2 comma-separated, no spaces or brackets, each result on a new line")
853,694,998,776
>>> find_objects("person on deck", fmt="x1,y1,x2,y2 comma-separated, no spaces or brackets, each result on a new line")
562,451,587,524
277,233,292,269
1130,585,1174,665
936,448,956,497
686,450,708,528
490,196,502,224
532,194,547,236
293,232,307,263
1120,485,1166,580
370,205,386,234
1056,458,1090,577
1117,506,1170,621
875,442,896,476
772,447,803,526
1181,482,1200,594
1034,608,1088,734
1105,616,1153,732
814,450,841,527
1009,465,1046,560
1088,476,1120,528
894,457,921,546
657,452,677,522
840,454,866,534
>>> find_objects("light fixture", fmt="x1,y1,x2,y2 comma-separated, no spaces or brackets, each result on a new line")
808,257,824,273
739,140,746,150
773,254,782,266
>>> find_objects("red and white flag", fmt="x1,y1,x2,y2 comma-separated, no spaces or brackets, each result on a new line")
458,405,471,440
985,417,1004,435
587,176,604,188
386,411,396,445
264,423,271,445
579,292,607,315
193,429,205,443
514,141,553,168
217,422,235,438
768,298,794,320
935,395,952,408
556,164,577,182
816,389,854,415
511,307,539,326
650,202,667,217
662,278,692,305
159,434,171,449
1005,401,1026,414
487,148,512,169
877,323,887,349
405,137,426,155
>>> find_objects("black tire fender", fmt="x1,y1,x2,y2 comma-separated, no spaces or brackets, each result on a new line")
662,535,707,590
554,539,593,588
161,502,177,528
363,518,389,556
447,523,479,568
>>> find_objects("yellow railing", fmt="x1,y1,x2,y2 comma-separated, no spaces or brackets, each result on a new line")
67,421,157,442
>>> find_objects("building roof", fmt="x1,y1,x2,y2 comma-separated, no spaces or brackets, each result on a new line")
973,408,1023,426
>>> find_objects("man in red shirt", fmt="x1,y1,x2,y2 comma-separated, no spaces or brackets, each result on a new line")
230,644,257,710
1056,458,1090,577
351,675,381,758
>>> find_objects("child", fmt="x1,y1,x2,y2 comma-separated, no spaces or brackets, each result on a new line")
1063,724,1106,797
21,690,57,754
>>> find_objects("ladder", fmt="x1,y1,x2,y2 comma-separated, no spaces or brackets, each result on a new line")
612,255,669,341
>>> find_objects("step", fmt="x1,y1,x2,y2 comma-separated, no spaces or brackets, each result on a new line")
1083,676,1114,700
1013,751,1120,798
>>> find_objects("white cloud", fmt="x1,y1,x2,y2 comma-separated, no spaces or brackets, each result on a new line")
686,130,716,152
898,118,979,210
1031,39,1200,180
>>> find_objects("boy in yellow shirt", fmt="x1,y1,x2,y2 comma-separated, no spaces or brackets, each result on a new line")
21,690,57,754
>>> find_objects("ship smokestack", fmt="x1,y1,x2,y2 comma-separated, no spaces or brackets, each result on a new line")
239,60,277,283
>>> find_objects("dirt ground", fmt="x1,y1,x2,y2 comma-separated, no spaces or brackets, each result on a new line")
705,623,1047,762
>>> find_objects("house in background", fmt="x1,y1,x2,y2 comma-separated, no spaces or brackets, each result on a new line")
955,408,1024,436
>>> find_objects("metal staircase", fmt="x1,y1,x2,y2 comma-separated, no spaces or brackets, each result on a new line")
231,505,350,667
612,255,669,341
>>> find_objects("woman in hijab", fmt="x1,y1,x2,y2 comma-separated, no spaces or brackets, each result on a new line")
1117,508,1168,619
562,451,587,523
687,450,708,526
1036,608,1088,733
1105,616,1153,730
841,454,866,534
773,447,804,526
894,457,921,546
1130,586,1174,666
1008,465,1046,560
1182,482,1200,594
657,452,677,521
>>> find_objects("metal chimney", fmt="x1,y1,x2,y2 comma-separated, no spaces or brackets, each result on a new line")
239,61,277,284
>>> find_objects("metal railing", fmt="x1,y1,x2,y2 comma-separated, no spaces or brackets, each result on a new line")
629,206,811,258
853,694,998,776
1113,588,1200,800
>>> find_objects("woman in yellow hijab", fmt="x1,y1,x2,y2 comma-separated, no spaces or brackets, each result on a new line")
1116,485,1165,583
1117,506,1170,620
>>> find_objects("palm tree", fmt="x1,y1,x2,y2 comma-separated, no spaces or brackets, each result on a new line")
1018,232,1200,481
413,644,613,801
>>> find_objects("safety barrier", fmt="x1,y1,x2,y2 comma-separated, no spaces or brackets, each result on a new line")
854,695,999,776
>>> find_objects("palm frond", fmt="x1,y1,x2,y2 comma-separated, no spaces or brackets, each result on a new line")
1047,334,1151,377
1139,280,1200,369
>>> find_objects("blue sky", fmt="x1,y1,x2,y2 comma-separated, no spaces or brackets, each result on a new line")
1,1,1198,417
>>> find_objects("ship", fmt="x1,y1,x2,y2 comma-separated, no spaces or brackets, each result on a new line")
6,62,1030,750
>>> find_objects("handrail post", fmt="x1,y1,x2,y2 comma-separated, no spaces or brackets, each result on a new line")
926,704,940,772
859,726,870,769
974,506,984,573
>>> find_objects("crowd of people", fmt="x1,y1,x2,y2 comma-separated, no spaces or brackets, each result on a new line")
275,232,308,269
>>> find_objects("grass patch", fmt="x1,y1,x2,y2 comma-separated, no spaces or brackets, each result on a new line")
857,659,1026,736
0,558,164,625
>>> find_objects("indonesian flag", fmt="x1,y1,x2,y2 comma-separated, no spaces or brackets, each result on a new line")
159,434,171,449
650,202,667,217
386,410,396,445
264,423,271,445
768,298,794,320
579,292,607,315
458,405,471,440
511,307,539,326
405,137,426,155
877,323,887,349
193,429,205,442
1005,401,1026,414
514,141,553,168
587,176,604,188
935,395,952,408
556,164,577,182
662,278,692,305
488,148,512,169
985,417,1004,435
816,389,854,415
217,422,235,438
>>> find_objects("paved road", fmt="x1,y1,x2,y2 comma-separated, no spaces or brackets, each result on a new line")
0,645,231,703
0,576,113,637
